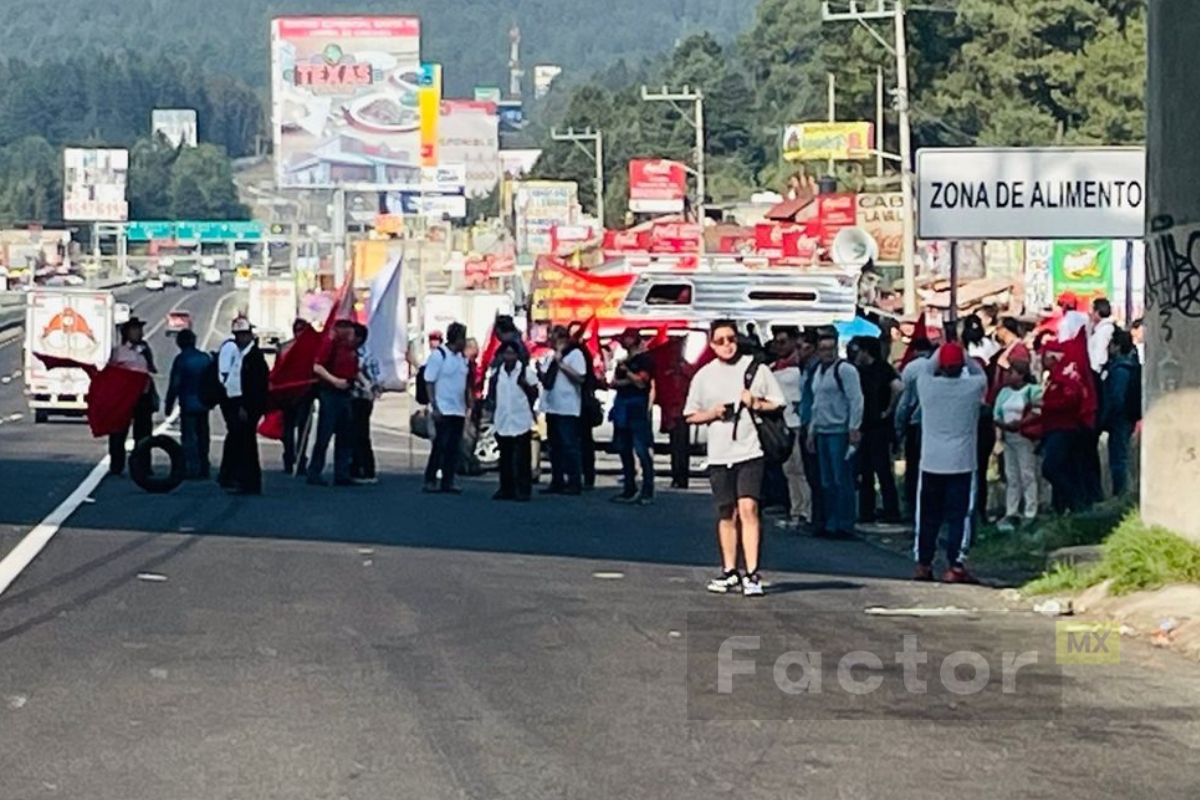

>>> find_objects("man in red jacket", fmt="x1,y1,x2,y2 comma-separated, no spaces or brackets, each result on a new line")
1039,340,1091,513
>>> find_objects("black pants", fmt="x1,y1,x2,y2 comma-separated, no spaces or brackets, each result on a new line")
546,414,583,491
307,388,354,483
425,414,465,489
904,424,922,520
1080,426,1104,504
109,393,154,475
1043,428,1086,513
497,432,533,499
282,394,313,473
668,419,690,488
219,399,262,493
916,470,973,568
859,426,900,521
580,421,597,488
350,397,376,479
800,425,824,531
976,414,996,519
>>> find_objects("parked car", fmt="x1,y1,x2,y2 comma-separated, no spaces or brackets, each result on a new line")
165,310,193,336
144,276,164,291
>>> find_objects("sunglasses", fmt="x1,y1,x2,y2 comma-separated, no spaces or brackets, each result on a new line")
711,335,738,346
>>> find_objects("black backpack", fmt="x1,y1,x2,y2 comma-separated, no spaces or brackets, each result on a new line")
415,347,444,406
739,359,795,463
198,352,224,410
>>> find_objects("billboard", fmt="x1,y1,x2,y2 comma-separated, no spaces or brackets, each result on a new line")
63,148,129,221
439,100,500,198
1050,240,1115,301
533,65,563,99
514,181,578,255
271,16,422,188
856,192,904,263
474,87,503,103
151,109,198,148
782,122,874,162
628,159,687,214
916,147,1145,240
419,63,442,167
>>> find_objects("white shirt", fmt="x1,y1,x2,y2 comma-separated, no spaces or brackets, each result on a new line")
685,356,786,467
540,349,586,417
424,346,469,417
218,339,251,399
773,365,803,429
1058,310,1090,343
1088,318,1115,372
492,363,538,437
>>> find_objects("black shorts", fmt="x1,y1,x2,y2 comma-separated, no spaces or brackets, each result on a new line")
708,457,765,510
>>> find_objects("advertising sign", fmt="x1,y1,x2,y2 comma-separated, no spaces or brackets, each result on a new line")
514,181,578,255
151,109,198,148
498,100,525,132
628,159,687,214
533,65,563,99
916,147,1146,240
1024,241,1054,312
856,192,904,263
271,16,422,188
1050,240,1115,301
419,63,442,167
439,100,500,198
63,148,128,221
816,193,857,251
386,192,467,219
782,122,874,162
474,87,503,103
500,149,541,178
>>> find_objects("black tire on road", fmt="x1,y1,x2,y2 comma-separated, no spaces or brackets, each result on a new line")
129,434,186,494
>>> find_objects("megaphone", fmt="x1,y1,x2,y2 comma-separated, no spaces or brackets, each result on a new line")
831,227,879,270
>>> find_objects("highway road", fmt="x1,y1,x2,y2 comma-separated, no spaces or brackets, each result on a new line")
1,284,1199,799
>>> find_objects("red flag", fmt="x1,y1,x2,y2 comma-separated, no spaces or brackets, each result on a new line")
647,335,688,423
646,324,670,350
1065,325,1098,428
898,313,929,369
35,354,148,438
257,409,285,440
324,264,357,331
268,324,322,409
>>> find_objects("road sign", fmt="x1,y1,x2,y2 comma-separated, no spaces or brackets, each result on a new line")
916,147,1146,240
124,220,263,242
125,221,175,241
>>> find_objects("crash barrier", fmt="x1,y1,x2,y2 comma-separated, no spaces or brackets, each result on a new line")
129,435,186,494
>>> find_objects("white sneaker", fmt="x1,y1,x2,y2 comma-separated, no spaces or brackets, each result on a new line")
741,574,765,597
706,572,741,594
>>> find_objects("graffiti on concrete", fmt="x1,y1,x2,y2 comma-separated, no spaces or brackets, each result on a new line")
1147,215,1200,343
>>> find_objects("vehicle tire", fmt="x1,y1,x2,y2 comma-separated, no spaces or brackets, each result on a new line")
34,410,48,424
473,422,501,471
128,435,185,494
458,424,486,476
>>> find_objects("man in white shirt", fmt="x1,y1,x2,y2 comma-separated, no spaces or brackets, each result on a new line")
1088,297,1115,373
538,325,587,495
488,340,539,501
422,322,470,494
685,319,785,598
771,329,811,530
216,316,269,495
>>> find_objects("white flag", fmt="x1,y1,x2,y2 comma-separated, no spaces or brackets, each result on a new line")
366,257,409,391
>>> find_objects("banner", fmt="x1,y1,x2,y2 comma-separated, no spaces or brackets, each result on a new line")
1024,241,1054,312
514,181,578,255
151,109,198,148
439,100,500,198
1050,240,1115,301
782,121,874,162
367,257,408,390
419,63,442,167
271,16,422,188
529,257,637,325
63,148,128,221
628,159,688,214
856,192,904,263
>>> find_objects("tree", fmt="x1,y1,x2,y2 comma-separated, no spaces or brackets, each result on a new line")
128,136,180,220
168,144,249,220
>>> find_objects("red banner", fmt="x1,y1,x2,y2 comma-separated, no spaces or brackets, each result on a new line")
816,193,857,251
628,159,688,214
529,257,637,325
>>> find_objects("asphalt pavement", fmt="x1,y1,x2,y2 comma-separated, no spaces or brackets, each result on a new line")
2,291,1200,798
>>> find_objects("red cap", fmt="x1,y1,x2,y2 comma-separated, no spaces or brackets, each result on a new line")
428,330,444,341
938,342,966,369
1057,291,1080,310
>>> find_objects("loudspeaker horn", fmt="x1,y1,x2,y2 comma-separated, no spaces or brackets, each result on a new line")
831,227,879,269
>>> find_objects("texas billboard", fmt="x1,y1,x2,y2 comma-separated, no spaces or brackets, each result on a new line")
63,148,129,222
271,16,422,188
439,100,500,198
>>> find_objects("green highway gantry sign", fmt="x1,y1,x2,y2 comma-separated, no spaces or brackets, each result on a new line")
125,220,263,242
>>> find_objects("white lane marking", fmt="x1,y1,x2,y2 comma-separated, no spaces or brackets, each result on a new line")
0,290,236,598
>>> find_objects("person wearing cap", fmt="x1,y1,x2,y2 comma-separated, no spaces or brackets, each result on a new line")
1039,339,1092,513
1056,291,1090,343
216,316,269,494
308,319,360,487
280,318,316,475
107,316,157,477
911,341,988,583
610,326,657,504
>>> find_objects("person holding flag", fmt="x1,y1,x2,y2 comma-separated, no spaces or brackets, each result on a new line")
107,317,157,477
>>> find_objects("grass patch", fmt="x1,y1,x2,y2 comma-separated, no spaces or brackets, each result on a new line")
1023,512,1200,596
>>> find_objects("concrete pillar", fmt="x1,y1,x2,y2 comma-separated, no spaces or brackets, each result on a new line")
1143,1,1200,541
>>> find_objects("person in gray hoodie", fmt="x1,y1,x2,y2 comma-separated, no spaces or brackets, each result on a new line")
804,329,864,539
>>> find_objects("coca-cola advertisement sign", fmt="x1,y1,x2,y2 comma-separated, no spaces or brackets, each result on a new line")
816,193,857,251
628,159,688,213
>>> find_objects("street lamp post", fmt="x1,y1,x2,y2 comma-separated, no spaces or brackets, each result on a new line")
550,127,605,229
821,0,917,314
640,86,706,227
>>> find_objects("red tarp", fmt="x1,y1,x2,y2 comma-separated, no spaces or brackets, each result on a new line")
34,354,149,438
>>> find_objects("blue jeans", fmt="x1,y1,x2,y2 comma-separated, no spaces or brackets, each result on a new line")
1107,420,1135,496
616,416,655,497
816,432,857,534
546,413,583,490
179,410,211,479
308,388,354,483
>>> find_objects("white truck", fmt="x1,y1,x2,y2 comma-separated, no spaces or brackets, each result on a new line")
247,276,298,351
24,288,115,423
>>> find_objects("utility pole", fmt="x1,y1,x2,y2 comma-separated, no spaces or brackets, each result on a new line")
1144,1,1200,542
550,127,605,229
821,0,916,314
640,85,706,228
